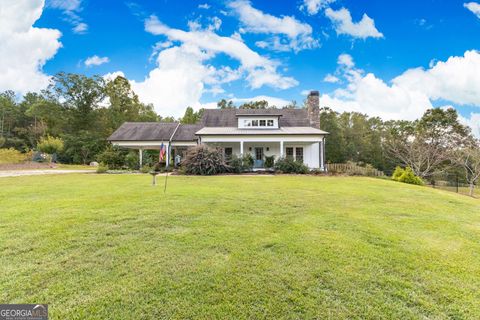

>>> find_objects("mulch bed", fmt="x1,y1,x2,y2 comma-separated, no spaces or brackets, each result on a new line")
0,162,56,171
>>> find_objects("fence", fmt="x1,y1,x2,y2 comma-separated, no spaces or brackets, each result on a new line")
326,163,385,177
427,173,478,197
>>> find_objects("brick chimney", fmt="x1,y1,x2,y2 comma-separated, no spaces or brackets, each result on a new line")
307,90,320,129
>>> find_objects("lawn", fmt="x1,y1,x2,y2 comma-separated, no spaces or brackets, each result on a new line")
1,174,480,319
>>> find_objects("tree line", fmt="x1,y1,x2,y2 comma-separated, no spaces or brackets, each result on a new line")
0,73,479,194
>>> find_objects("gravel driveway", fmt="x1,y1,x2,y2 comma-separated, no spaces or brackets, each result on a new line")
0,170,93,178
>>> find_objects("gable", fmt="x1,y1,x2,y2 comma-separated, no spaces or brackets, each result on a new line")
201,109,310,127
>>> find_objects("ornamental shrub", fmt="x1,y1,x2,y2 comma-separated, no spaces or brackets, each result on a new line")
96,163,108,173
182,145,229,175
274,158,309,174
37,135,64,160
264,155,275,168
96,146,127,169
392,166,404,181
391,166,424,186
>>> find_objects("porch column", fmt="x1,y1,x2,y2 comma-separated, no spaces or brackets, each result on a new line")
280,141,284,158
319,141,324,170
240,141,244,155
139,148,143,168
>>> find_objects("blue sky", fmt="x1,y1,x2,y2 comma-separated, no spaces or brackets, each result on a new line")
1,0,480,135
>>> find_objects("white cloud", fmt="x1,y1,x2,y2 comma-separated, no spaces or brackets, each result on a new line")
325,7,383,39
228,0,318,52
323,74,340,83
393,50,480,106
198,3,211,9
459,113,480,138
85,55,110,67
144,15,297,90
464,2,480,18
47,0,88,34
300,0,336,15
0,0,62,94
321,50,480,137
338,53,354,67
103,71,125,82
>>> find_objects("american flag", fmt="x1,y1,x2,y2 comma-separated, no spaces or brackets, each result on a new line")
159,143,166,161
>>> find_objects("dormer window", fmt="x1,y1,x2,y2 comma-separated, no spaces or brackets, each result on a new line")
239,116,280,129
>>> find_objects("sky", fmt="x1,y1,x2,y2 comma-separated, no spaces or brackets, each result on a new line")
1,0,480,136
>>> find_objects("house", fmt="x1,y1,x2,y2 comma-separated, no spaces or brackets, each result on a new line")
107,91,328,170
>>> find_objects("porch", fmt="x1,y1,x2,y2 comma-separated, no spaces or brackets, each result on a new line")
203,139,325,170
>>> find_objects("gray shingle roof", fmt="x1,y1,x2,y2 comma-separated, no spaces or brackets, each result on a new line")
201,109,310,127
108,122,179,141
108,108,314,142
172,124,203,141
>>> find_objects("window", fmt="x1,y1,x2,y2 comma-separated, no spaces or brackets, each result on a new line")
224,147,233,160
244,120,252,127
267,120,274,127
259,120,266,126
252,120,259,126
286,147,294,160
295,147,304,163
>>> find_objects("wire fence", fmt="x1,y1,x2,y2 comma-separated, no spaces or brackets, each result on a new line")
326,163,385,177
427,174,478,197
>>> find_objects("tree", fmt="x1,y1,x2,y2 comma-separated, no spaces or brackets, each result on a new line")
217,99,234,109
386,108,472,178
104,76,157,130
51,72,106,132
37,135,64,163
180,107,203,124
239,100,269,109
452,141,480,197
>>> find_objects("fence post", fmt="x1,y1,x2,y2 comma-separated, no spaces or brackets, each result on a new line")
456,174,459,193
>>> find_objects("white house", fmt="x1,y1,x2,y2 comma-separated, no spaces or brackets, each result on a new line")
108,91,328,170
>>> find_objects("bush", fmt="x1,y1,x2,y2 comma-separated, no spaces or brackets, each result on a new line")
229,154,254,173
96,146,127,169
274,158,309,174
96,163,108,173
182,145,229,175
0,136,5,148
140,165,152,173
392,166,404,181
125,151,140,170
0,148,31,164
391,166,424,185
37,135,64,156
265,156,275,168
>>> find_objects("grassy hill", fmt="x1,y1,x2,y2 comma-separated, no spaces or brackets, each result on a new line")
1,174,479,319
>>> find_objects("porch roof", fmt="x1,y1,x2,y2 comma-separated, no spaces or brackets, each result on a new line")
195,127,328,136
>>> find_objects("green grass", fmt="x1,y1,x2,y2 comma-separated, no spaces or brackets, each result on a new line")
1,174,480,319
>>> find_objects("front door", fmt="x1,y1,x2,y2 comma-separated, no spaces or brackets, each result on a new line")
254,147,264,168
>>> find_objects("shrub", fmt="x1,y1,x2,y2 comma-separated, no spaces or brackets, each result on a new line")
96,146,127,169
265,156,275,168
96,163,108,173
0,136,5,148
391,166,424,186
125,151,140,170
37,136,64,156
0,148,30,164
140,165,152,173
392,166,404,181
182,145,229,175
229,154,253,173
243,153,254,168
274,158,309,174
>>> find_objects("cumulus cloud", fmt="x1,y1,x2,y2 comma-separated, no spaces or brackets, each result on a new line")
198,3,211,9
325,7,383,39
464,2,480,18
47,0,88,34
0,0,62,94
228,0,318,52
300,0,336,15
321,50,480,133
85,55,110,67
323,74,340,83
459,113,480,138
